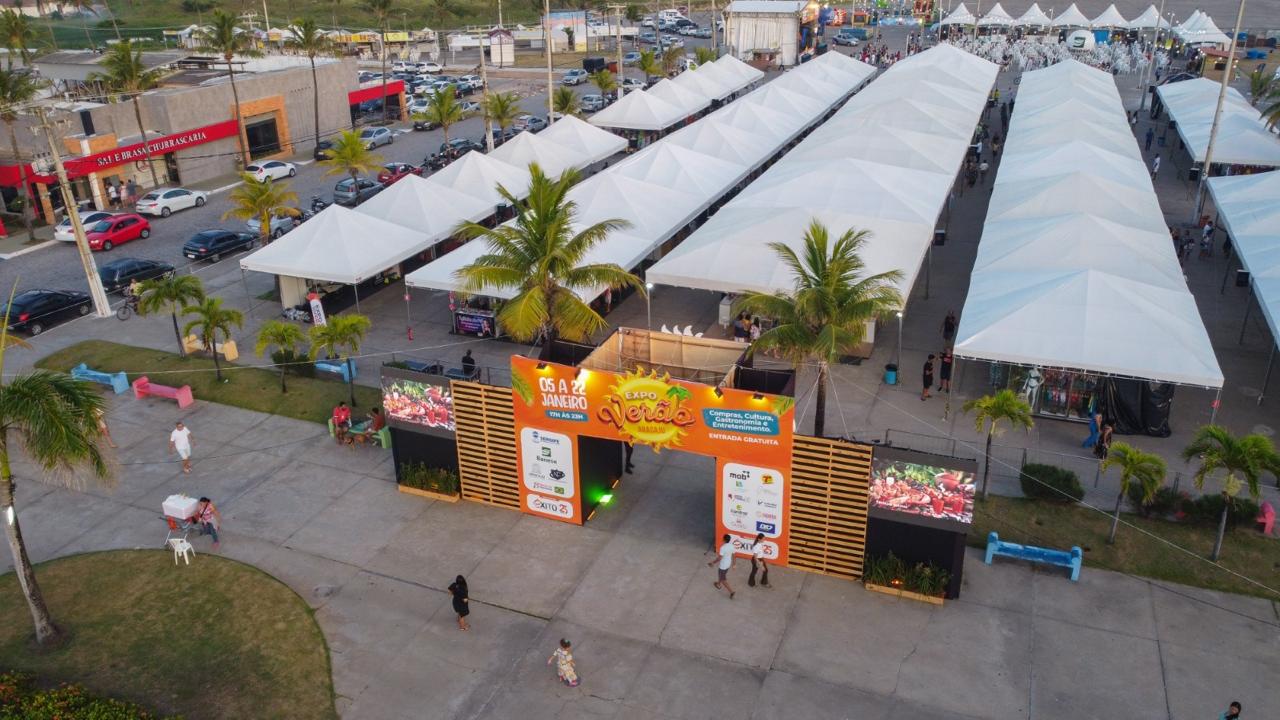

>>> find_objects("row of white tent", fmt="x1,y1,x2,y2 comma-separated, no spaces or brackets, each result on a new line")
588,55,765,132
1173,10,1232,47
941,2,1176,30
953,60,1223,388
646,44,998,300
404,51,877,299
1207,172,1280,359
1154,78,1280,168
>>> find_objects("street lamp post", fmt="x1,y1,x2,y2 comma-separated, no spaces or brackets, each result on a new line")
645,282,654,329
1136,0,1167,112
1191,0,1247,222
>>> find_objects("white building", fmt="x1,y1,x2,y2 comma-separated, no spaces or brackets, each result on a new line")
724,0,819,68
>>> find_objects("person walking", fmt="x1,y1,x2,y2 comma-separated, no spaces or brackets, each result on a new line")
942,310,957,342
547,639,580,687
1093,422,1113,461
709,533,736,599
169,421,193,474
106,180,119,209
747,533,770,588
448,575,471,631
194,497,221,550
749,316,762,343
921,354,934,401
1144,126,1155,151
461,349,477,378
1150,154,1161,179
1219,700,1242,719
938,349,953,393
126,179,139,209
94,407,117,449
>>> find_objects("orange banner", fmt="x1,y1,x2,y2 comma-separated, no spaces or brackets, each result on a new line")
510,356,795,563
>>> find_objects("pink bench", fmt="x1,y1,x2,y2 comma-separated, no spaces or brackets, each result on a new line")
132,376,194,409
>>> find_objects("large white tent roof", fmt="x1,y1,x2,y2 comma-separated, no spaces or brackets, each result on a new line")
646,44,998,299
1126,4,1170,29
954,60,1222,388
714,53,765,85
1207,172,1280,349
1175,10,1230,45
1156,78,1280,167
1050,3,1090,27
646,78,712,118
487,129,590,177
426,151,531,205
536,115,628,164
1015,3,1052,26
353,175,495,237
978,2,1015,26
588,85,686,131
940,2,976,25
406,51,876,299
1089,4,1127,27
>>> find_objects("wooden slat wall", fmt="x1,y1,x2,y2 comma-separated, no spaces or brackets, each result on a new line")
451,380,520,510
787,435,873,579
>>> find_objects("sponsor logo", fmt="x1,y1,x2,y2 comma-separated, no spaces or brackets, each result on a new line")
755,521,777,534
549,469,565,480
526,493,574,518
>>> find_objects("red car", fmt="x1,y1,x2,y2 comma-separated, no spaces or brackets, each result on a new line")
85,213,151,251
377,162,423,185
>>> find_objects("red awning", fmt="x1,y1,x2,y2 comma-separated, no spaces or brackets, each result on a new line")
348,79,406,105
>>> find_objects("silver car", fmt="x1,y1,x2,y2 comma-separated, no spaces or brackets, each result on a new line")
581,94,607,112
54,210,114,242
246,209,299,239
359,127,394,150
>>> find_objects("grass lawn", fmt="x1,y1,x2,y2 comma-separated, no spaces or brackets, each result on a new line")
0,550,335,719
37,340,381,425
970,495,1280,600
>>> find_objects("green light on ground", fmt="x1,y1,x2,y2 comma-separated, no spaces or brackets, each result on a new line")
599,493,613,505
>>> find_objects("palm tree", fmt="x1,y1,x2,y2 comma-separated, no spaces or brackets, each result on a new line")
694,46,717,66
288,19,332,155
453,164,643,343
1262,89,1280,130
485,91,521,140
198,11,258,167
1181,425,1280,561
552,86,580,117
661,45,682,76
320,129,382,187
137,274,206,358
735,222,902,438
365,0,396,123
416,87,465,145
962,389,1034,499
308,314,371,405
0,10,38,69
69,0,96,47
590,69,616,99
181,297,244,382
255,320,307,392
0,322,110,647
638,49,660,84
222,174,298,244
1100,442,1166,544
1248,69,1276,108
89,41,163,189
0,70,41,242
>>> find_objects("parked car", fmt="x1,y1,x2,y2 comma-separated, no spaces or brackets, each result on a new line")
488,127,521,147
182,229,257,263
1,289,90,335
695,27,713,38
54,210,114,242
456,75,482,91
313,139,335,160
674,17,696,28
84,213,151,251
581,94,607,112
458,100,481,114
391,60,410,72
638,31,657,43
832,29,860,46
515,114,547,132
621,77,646,90
245,160,296,182
134,187,207,217
378,162,422,185
563,68,589,85
430,80,459,97
246,208,300,239
97,257,174,293
676,25,697,35
359,126,394,149
441,137,487,155
415,61,443,73
623,51,641,65
660,36,685,49
333,177,383,206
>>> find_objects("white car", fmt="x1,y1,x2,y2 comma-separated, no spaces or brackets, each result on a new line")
415,61,443,73
562,69,589,85
359,126,394,149
134,187,208,217
54,210,114,242
456,74,482,91
459,100,481,114
408,98,432,115
245,160,296,182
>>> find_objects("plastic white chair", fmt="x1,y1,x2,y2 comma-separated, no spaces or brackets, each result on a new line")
683,325,693,336
660,324,670,334
695,332,704,338
168,537,195,565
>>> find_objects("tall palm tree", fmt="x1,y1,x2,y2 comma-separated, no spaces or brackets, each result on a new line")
962,389,1034,499
308,314,371,405
0,10,38,69
69,0,96,47
417,87,465,145
453,164,643,343
638,48,660,84
223,174,298,244
198,11,258,167
590,69,616,98
661,45,682,76
485,90,521,140
255,319,307,392
552,86,580,117
88,41,162,188
320,129,382,187
1262,90,1280,130
736,221,902,438
288,19,332,154
1100,442,1166,544
1181,425,1280,561
182,297,244,382
137,274,206,358
1248,68,1276,107
365,0,396,123
0,317,110,647
0,70,41,242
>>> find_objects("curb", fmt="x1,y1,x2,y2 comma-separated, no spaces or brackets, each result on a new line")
0,238,58,260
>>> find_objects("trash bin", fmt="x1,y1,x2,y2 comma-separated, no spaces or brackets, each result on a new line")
884,363,898,385
1236,269,1251,287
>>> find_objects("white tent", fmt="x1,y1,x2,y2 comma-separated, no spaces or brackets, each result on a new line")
954,60,1222,388
1175,10,1230,46
940,2,976,25
978,2,1015,27
647,78,713,118
536,115,628,164
426,151,530,206
488,129,591,177
1089,4,1127,27
1015,3,1053,27
1155,78,1280,167
1050,3,1090,27
354,175,496,237
647,45,998,299
1207,172,1280,351
1125,4,1170,29
240,205,431,284
695,58,755,95
713,54,765,86
588,88,687,131
670,61,739,100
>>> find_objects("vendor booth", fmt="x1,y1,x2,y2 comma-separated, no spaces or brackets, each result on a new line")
1152,78,1280,175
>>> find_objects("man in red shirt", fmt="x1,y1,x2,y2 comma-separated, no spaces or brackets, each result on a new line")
332,402,351,444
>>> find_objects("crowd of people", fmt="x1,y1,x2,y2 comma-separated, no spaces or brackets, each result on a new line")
942,34,1171,75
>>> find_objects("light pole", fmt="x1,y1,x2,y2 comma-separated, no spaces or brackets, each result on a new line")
1191,0,1247,222
544,0,555,122
895,311,903,368
645,282,654,329
1137,0,1167,112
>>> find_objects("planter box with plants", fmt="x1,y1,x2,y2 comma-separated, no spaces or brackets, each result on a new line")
397,462,460,502
862,552,950,605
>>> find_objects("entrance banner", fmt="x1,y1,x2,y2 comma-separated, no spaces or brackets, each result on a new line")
510,355,796,563
62,119,240,178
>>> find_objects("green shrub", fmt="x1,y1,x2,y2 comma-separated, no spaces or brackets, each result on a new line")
0,672,173,720
862,552,950,598
271,349,315,379
1178,493,1260,528
1019,463,1084,502
398,463,459,495
1128,485,1183,517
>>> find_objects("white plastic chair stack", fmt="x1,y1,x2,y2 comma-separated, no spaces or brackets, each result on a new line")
168,537,195,565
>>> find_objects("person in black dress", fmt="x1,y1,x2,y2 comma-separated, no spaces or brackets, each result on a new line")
922,354,934,401
939,349,953,393
449,575,470,631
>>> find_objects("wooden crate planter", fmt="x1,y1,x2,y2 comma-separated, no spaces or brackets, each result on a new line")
864,582,945,606
397,484,460,503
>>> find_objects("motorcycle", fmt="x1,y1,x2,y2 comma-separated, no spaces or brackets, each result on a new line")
310,196,329,214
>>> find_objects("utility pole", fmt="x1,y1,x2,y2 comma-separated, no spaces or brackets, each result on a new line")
544,0,555,122
262,0,271,29
1191,0,1246,222
33,108,110,319
480,31,494,152
498,0,505,28
1137,0,1167,111
611,4,625,99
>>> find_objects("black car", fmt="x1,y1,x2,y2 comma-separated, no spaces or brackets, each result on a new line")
489,127,522,147
182,230,257,263
314,139,335,160
1,289,90,335
98,257,174,293
439,138,485,156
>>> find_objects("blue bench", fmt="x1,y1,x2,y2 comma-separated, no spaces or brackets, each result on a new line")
315,360,356,383
71,363,130,394
984,531,1082,582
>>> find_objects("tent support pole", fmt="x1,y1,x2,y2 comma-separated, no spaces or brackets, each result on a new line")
1238,290,1253,345
1259,343,1276,406
1219,258,1235,294
895,312,903,370
354,283,361,314
240,268,251,303
1209,387,1222,425
925,244,932,300
404,282,413,341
